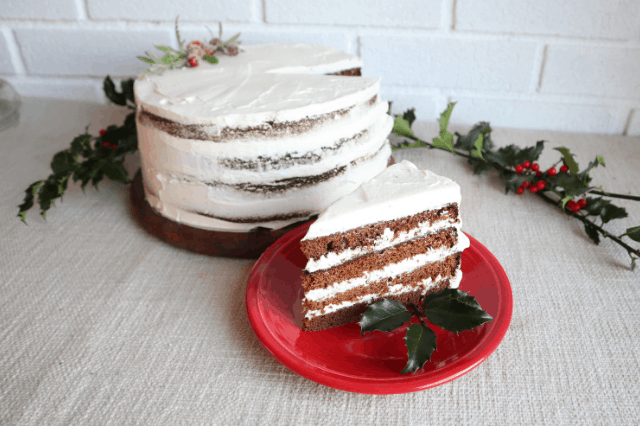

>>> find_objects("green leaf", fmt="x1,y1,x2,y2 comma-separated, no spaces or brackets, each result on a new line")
159,53,179,65
554,147,579,174
358,299,412,335
154,45,174,53
583,197,609,217
70,134,91,156
424,297,493,334
438,102,456,134
137,56,155,65
596,156,605,166
469,157,494,174
202,55,219,64
402,109,416,127
624,226,640,243
454,122,492,151
120,79,135,105
101,162,130,184
561,195,573,209
400,324,437,374
392,138,430,151
103,76,127,106
470,133,484,159
499,170,524,195
584,223,600,245
17,180,44,223
392,115,414,138
422,288,461,306
433,134,454,153
601,204,628,224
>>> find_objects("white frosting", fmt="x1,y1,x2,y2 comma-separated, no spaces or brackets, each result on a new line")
142,141,392,231
305,269,464,319
134,44,373,126
304,235,469,303
302,161,462,240
135,43,393,231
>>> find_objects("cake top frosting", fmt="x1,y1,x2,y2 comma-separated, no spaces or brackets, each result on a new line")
302,160,463,240
134,43,378,127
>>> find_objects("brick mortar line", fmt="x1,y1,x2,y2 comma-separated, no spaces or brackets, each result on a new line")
1,19,639,48
383,86,640,107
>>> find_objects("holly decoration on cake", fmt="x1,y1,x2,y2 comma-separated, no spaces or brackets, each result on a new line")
392,105,640,270
137,17,241,72
359,290,493,374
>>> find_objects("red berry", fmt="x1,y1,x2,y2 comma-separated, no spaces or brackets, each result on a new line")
102,142,110,147
522,161,531,169
570,203,581,213
531,163,540,172
111,144,118,150
536,171,542,177
517,187,524,195
547,167,557,177
536,181,546,190
193,41,200,45
578,199,587,208
560,165,569,173
515,165,523,174
522,181,530,188
188,57,198,67
99,129,106,136
529,186,538,194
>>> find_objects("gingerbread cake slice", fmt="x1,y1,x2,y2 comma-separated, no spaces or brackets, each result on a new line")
299,160,470,331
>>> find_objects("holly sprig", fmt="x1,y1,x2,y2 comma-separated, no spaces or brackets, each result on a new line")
359,289,493,374
392,104,640,270
18,76,138,223
138,17,240,73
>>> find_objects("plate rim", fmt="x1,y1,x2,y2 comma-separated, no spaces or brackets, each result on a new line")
246,222,513,394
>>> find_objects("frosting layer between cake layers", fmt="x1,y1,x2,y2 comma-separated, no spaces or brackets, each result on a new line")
134,43,393,231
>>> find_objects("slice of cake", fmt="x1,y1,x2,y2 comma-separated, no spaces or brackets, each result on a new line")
134,43,393,232
299,160,470,331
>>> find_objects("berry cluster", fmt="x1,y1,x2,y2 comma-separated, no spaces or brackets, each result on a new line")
186,38,239,67
99,129,118,150
513,160,588,213
515,161,557,195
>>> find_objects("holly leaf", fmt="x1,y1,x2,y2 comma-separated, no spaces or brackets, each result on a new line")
625,226,640,243
358,299,412,335
584,223,600,245
601,204,628,224
469,157,494,174
433,133,454,153
392,115,414,138
202,55,219,64
597,156,605,166
455,122,491,151
101,162,130,184
392,138,430,151
400,323,437,374
422,288,462,306
17,181,44,223
499,170,525,194
583,197,609,217
424,296,493,334
402,108,416,127
555,147,579,174
438,102,455,134
103,76,127,106
561,195,573,209
470,133,484,159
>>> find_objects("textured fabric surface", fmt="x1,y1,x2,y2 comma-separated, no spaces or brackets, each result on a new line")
1,99,639,425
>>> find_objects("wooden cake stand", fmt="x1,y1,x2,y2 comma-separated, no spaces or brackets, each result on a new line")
130,158,395,259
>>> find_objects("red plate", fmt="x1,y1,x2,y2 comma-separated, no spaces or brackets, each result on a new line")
246,222,512,394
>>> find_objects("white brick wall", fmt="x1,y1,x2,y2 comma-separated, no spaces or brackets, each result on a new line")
1,0,639,136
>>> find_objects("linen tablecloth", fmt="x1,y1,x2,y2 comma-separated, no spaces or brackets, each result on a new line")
2,98,639,425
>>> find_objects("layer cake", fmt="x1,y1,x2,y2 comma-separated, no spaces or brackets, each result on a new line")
300,160,470,331
134,44,393,232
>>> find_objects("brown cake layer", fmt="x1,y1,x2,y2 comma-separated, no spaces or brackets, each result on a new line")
303,253,460,312
302,227,457,291
329,68,362,76
301,203,459,261
301,278,451,332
